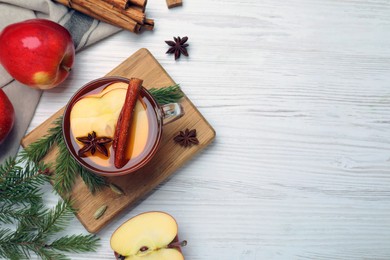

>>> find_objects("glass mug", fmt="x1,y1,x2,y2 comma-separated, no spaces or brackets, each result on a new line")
62,76,183,176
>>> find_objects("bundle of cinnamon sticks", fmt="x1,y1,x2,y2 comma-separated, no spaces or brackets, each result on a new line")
53,0,154,33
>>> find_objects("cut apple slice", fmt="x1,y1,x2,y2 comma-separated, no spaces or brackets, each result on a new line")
70,87,127,138
122,248,184,260
88,81,128,98
111,212,185,260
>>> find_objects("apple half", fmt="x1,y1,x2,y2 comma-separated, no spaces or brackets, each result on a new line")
110,212,186,260
70,82,129,138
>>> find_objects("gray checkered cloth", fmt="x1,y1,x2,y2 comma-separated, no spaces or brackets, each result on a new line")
0,0,120,162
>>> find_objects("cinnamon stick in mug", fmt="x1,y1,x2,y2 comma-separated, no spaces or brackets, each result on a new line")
114,78,143,169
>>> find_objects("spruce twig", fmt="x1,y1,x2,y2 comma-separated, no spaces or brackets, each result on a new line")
78,166,106,194
53,138,80,194
149,84,184,105
0,157,17,180
0,205,45,225
19,117,63,163
0,158,48,206
37,200,74,237
54,137,107,194
48,234,100,252
0,158,100,259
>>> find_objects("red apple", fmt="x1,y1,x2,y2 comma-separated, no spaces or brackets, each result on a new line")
0,88,15,144
0,19,75,90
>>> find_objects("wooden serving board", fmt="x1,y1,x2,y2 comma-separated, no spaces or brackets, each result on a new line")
21,48,215,233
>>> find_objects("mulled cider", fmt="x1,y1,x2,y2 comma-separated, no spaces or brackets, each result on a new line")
65,77,161,176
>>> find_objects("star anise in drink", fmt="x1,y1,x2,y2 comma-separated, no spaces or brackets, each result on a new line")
174,128,199,147
76,131,112,157
165,36,189,60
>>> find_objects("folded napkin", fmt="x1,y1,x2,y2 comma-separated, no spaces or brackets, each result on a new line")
0,0,121,163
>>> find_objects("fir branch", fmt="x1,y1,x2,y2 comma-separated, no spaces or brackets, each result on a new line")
0,204,45,225
48,234,100,253
34,248,69,260
149,84,184,105
0,221,46,259
0,160,48,206
18,208,49,233
54,138,107,194
0,157,17,181
37,200,74,237
0,202,99,260
19,117,63,163
0,228,70,260
0,155,100,259
0,228,23,260
78,166,107,194
4,228,40,260
53,138,80,194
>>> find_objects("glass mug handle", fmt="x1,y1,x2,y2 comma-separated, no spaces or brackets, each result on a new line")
161,103,184,125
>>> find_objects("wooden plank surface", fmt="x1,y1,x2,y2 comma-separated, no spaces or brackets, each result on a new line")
21,48,215,233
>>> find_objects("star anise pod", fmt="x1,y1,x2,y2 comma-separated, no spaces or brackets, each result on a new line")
174,128,199,147
165,36,189,60
76,131,112,157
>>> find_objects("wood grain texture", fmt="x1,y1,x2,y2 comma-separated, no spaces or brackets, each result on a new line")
19,0,390,259
21,49,215,233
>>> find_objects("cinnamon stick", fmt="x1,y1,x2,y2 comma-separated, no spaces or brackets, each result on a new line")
122,7,145,24
129,0,147,8
142,18,154,31
55,0,113,24
103,0,130,9
131,5,145,12
102,0,145,24
144,18,154,26
166,0,182,8
112,109,123,151
114,78,143,169
53,0,141,32
102,0,146,9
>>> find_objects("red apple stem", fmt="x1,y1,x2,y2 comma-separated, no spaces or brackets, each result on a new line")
61,64,72,72
168,240,187,248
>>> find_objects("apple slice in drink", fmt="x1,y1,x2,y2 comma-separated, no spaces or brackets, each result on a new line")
111,212,186,260
87,81,128,98
70,87,127,138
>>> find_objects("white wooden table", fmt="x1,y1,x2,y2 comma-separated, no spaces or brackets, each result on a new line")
28,0,390,259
